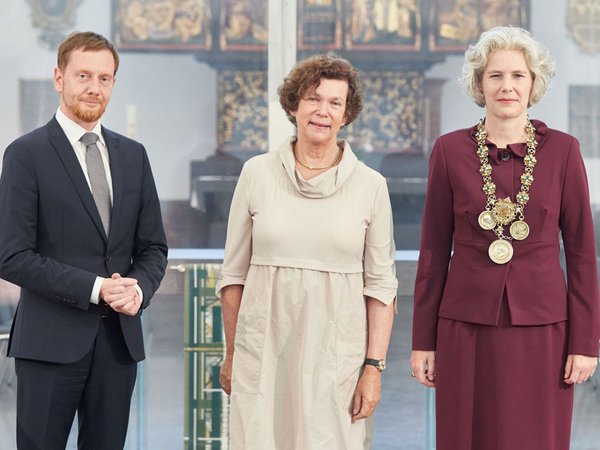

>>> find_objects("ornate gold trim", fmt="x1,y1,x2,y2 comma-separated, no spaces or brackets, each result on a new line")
566,0,600,54
27,0,83,48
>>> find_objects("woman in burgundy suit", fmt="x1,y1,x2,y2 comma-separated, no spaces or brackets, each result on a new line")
411,27,600,450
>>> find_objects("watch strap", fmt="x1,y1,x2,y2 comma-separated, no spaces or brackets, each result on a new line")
364,358,386,372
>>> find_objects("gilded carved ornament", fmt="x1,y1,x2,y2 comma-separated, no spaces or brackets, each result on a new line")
566,0,600,54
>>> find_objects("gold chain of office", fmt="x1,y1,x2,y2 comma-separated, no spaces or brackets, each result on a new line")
475,118,538,264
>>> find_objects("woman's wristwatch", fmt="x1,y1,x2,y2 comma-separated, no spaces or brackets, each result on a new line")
364,358,386,372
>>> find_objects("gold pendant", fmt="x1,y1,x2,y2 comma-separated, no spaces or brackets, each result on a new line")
509,220,529,240
488,239,513,264
478,211,496,230
491,197,517,225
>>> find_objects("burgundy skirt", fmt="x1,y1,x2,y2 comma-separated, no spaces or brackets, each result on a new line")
435,300,573,450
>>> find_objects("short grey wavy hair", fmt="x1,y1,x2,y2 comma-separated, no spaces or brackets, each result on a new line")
459,26,556,107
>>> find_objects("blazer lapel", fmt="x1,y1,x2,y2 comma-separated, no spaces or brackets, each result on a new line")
47,117,108,242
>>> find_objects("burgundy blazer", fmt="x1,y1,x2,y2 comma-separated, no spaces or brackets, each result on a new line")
412,120,600,357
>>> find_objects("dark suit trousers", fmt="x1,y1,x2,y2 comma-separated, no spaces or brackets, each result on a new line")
14,309,137,450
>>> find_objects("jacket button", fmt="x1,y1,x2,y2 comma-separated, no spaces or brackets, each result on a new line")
105,255,112,262
501,151,511,161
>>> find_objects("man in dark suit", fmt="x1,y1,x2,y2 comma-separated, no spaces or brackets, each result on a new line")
0,31,168,449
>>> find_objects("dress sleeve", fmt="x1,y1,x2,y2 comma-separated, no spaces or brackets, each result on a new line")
559,137,600,356
216,163,253,299
412,137,454,351
363,177,398,305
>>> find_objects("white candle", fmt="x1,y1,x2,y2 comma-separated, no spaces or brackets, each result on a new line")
127,104,137,139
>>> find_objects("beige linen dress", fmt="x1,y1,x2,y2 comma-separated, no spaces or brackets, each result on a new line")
216,139,397,450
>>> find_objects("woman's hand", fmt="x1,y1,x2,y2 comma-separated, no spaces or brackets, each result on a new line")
411,350,436,387
220,354,233,395
564,354,598,384
219,284,244,396
351,366,381,422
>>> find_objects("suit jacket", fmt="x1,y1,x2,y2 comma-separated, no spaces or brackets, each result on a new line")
0,116,168,363
412,120,600,356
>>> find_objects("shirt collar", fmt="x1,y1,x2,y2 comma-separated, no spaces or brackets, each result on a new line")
469,119,549,164
55,107,105,148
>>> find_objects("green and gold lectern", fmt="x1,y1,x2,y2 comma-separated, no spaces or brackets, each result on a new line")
184,264,229,449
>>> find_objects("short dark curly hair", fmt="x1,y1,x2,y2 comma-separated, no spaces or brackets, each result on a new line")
278,54,363,126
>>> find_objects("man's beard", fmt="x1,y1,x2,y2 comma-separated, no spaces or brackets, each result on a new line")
67,96,107,124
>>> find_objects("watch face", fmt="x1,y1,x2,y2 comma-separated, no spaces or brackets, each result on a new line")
378,360,386,371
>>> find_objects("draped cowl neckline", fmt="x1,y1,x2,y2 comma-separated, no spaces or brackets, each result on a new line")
278,138,358,198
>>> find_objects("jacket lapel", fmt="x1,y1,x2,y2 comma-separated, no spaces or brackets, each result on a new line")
47,117,108,242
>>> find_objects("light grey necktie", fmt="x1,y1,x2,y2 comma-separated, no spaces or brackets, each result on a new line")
80,132,111,235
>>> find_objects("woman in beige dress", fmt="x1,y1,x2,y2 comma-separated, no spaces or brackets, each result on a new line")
217,54,398,449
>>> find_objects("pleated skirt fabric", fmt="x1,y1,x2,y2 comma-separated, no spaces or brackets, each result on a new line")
435,300,573,450
229,265,370,450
